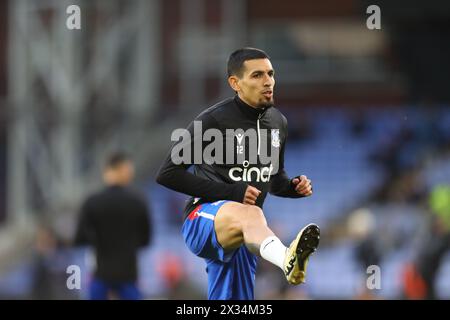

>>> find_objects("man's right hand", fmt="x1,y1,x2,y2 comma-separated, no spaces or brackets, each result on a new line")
243,186,261,205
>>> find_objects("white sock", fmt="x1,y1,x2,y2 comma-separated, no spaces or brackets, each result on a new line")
259,236,287,270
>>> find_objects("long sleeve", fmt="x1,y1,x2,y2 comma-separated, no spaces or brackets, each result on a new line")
138,199,152,247
74,199,95,246
269,117,305,198
156,113,247,203
270,169,305,198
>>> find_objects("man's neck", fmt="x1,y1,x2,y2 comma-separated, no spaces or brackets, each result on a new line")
237,93,259,109
105,181,128,187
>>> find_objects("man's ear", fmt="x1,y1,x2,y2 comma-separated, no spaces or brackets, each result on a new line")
228,76,240,92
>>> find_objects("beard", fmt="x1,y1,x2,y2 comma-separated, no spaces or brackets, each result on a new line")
257,97,275,109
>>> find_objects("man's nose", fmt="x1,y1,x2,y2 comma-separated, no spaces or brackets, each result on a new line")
263,75,273,86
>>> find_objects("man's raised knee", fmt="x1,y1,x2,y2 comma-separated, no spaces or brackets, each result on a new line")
216,202,266,229
245,205,264,216
242,205,267,226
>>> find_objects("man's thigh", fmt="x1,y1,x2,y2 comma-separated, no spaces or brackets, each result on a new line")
214,201,249,251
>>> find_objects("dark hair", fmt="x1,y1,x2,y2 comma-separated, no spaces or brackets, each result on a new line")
227,47,270,78
105,151,130,169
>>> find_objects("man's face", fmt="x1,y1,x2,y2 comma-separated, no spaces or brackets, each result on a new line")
229,58,275,109
117,161,135,184
103,161,135,186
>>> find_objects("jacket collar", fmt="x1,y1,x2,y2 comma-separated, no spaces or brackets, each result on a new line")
234,95,272,120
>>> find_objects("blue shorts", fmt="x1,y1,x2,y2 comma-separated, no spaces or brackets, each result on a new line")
182,200,258,300
88,278,142,300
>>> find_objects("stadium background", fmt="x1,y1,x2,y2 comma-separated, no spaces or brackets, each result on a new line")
0,0,449,299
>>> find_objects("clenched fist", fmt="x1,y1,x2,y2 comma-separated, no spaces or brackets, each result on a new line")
243,186,261,205
292,175,313,196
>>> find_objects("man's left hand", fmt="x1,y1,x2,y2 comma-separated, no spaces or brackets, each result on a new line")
292,175,313,197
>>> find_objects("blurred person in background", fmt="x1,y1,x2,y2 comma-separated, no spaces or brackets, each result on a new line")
31,224,77,299
402,185,450,299
156,48,320,300
347,208,382,299
74,152,152,300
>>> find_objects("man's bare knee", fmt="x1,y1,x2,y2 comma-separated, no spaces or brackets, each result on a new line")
214,202,268,250
242,205,267,228
246,205,264,217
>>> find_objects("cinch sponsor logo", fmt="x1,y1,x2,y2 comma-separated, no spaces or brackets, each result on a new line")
228,161,274,182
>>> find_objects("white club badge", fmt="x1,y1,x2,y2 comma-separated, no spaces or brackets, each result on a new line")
271,129,280,148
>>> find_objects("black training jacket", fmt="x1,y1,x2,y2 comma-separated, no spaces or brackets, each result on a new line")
74,185,152,283
156,95,304,220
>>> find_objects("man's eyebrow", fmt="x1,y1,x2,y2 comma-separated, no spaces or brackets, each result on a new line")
250,69,275,75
